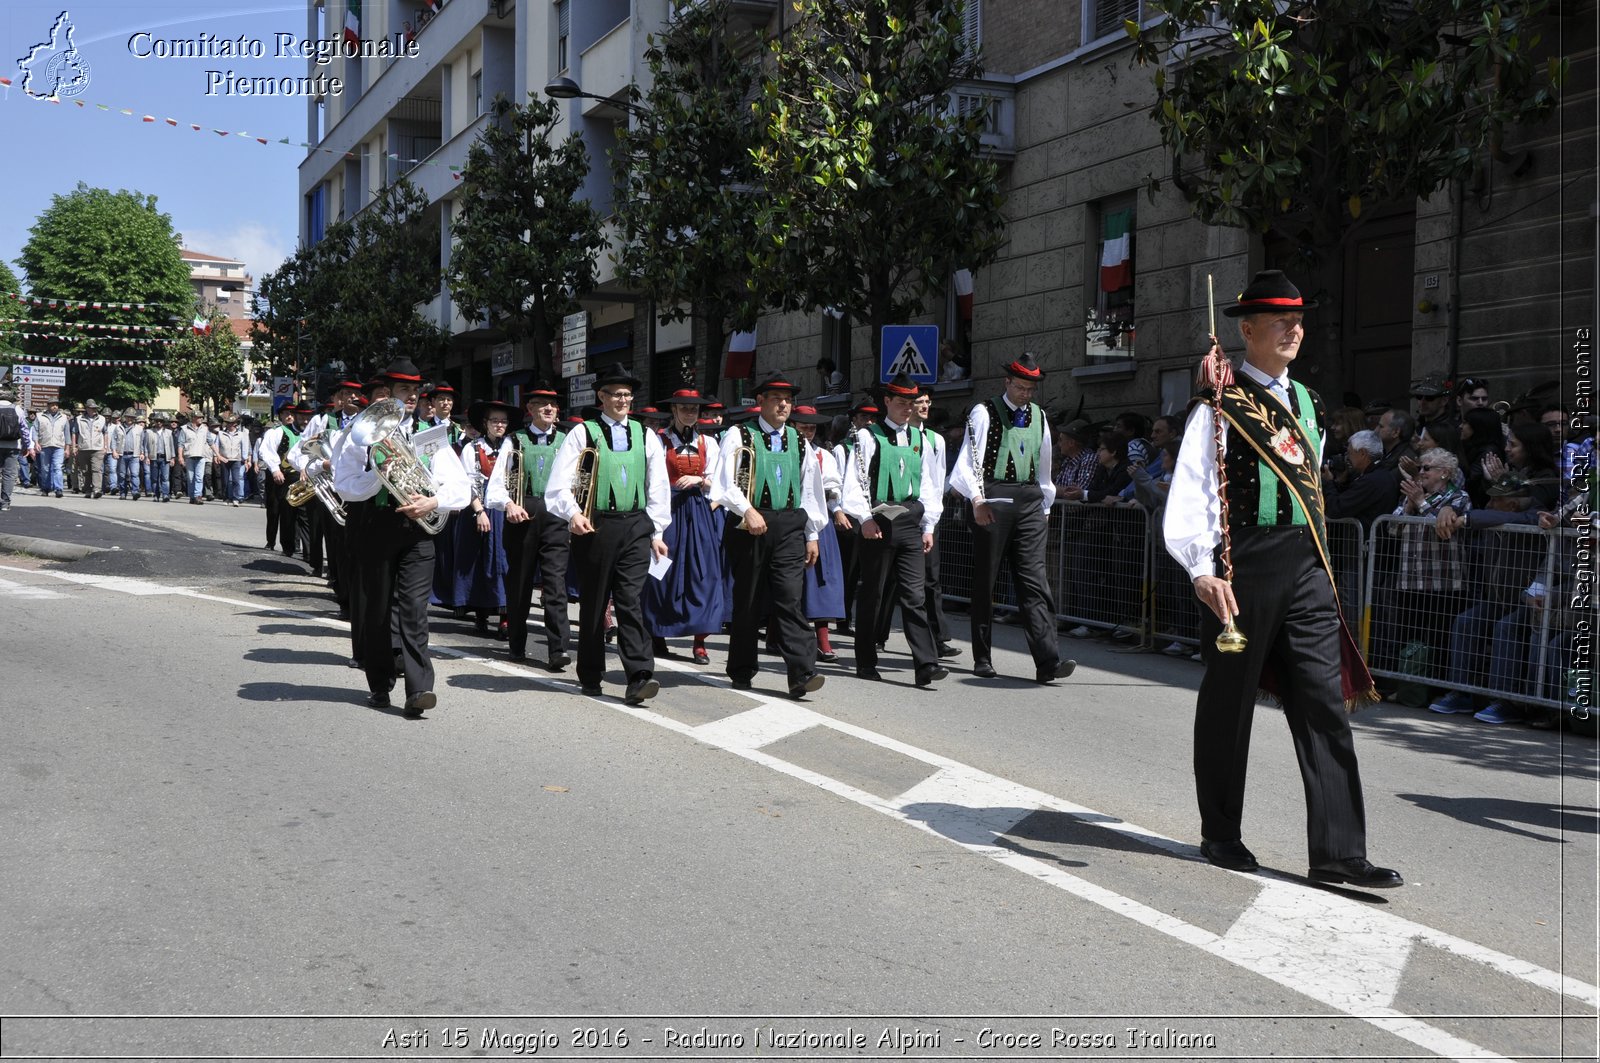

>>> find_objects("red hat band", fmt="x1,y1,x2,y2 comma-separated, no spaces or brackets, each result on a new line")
1005,361,1042,380
883,382,918,396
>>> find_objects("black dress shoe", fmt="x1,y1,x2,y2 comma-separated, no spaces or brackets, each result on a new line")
817,650,839,664
507,648,528,662
403,691,436,717
1309,858,1403,889
580,683,603,696
938,643,962,658
624,676,660,705
857,668,882,682
1200,839,1259,872
347,657,362,669
1036,659,1078,684
972,660,998,678
915,665,948,687
367,691,391,708
731,677,753,691
788,672,825,699
547,652,572,672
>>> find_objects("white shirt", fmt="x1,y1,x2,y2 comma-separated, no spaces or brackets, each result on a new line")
708,417,826,541
661,423,722,487
949,396,1056,512
544,415,671,537
814,445,844,512
330,419,470,511
1163,359,1324,580
462,437,514,510
839,419,944,533
256,424,299,468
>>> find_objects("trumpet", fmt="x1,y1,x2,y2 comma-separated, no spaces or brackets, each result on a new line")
347,398,448,535
731,438,757,529
572,444,600,521
286,435,347,526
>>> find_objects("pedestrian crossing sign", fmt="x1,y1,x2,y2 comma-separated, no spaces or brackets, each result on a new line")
880,325,939,384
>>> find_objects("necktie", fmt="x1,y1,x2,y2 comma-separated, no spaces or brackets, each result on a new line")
1012,406,1027,428
769,431,782,451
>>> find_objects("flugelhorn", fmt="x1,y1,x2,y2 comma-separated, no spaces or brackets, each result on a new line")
505,448,523,509
731,435,758,529
286,434,347,526
347,398,448,535
572,444,600,522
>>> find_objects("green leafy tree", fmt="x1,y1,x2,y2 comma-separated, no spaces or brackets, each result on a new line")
254,178,446,387
751,0,1006,371
1131,0,1563,250
164,306,248,417
450,93,606,385
614,0,767,396
0,260,21,355
17,183,191,407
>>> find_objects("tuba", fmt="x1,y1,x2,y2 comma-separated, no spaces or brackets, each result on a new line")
347,398,449,535
286,435,348,526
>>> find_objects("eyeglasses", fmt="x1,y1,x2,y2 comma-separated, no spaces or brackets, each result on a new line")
1417,465,1440,472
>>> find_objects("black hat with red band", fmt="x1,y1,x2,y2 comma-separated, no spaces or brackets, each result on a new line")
662,385,713,406
1002,352,1044,380
523,381,561,403
1223,270,1319,318
877,372,920,398
753,374,801,396
377,357,425,383
424,383,456,399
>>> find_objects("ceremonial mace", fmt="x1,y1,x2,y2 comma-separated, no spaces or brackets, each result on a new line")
1208,274,1247,654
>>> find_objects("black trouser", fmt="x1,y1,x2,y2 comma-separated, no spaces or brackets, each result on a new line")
353,501,436,698
322,507,346,602
273,473,303,558
725,508,816,684
970,483,1059,670
264,471,284,546
344,501,368,661
875,529,950,648
856,505,937,673
836,515,861,627
1195,526,1367,865
504,500,572,658
572,509,652,687
306,496,329,574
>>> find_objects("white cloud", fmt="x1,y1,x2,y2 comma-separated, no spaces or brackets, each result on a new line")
178,221,293,295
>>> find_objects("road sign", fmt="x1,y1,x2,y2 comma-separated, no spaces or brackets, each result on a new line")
15,364,67,387
567,372,597,410
880,325,939,384
562,312,588,377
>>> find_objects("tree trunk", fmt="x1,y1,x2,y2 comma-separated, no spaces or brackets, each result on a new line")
699,303,725,402
530,295,555,384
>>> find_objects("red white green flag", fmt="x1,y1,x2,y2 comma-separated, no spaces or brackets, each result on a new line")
1099,209,1133,293
344,1,362,46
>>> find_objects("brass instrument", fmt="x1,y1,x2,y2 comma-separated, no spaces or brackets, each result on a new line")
572,444,600,522
286,434,348,526
731,433,758,530
505,448,523,509
347,398,449,535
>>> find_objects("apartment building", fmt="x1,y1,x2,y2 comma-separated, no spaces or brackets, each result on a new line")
298,0,1594,420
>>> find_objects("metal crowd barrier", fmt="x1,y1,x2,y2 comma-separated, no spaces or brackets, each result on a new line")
932,496,1591,725
1364,514,1579,713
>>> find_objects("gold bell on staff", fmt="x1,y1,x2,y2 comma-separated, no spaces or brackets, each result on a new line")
1216,617,1247,653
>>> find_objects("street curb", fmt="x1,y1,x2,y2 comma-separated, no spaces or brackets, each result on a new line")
0,532,104,562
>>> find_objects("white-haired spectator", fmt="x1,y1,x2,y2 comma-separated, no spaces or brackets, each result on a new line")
1381,447,1472,672
1324,430,1398,530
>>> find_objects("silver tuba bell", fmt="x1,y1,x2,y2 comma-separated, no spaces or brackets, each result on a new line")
286,434,348,526
346,398,449,535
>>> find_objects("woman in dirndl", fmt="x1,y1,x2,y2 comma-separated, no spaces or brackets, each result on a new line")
793,406,846,663
436,399,517,637
642,387,726,664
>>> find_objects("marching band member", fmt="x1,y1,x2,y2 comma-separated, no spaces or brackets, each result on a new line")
503,384,572,668
289,381,362,609
841,374,947,686
643,386,725,666
437,399,518,637
544,363,671,706
792,405,845,663
419,384,464,445
332,358,470,717
831,399,878,635
257,403,308,556
711,376,827,698
950,353,1075,683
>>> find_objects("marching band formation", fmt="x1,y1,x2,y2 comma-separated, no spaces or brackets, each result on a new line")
271,356,1079,718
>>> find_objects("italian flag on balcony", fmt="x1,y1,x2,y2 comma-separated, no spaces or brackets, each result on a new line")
344,1,362,46
191,315,211,336
1099,208,1134,294
724,329,757,380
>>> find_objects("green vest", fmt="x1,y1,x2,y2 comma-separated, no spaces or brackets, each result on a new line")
743,424,802,510
868,422,923,505
517,427,561,498
986,399,1043,482
585,420,647,512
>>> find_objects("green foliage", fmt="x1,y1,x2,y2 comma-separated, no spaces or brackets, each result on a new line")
0,260,20,354
16,183,191,406
449,93,606,384
164,306,247,416
1131,0,1566,259
254,177,446,383
750,0,1006,353
613,0,767,393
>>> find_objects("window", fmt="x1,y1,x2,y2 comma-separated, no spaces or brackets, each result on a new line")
471,70,483,115
1160,368,1192,416
1085,196,1136,361
960,0,981,59
1089,0,1143,43
556,0,570,71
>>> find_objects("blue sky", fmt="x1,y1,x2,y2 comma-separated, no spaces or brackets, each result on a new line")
3,2,319,294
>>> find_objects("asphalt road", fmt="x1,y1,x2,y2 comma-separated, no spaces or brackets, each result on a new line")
1,491,1596,1061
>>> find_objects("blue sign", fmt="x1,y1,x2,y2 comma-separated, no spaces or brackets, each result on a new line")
880,325,939,384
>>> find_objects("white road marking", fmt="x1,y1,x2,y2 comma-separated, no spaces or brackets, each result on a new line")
7,563,1595,1060
0,575,68,600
